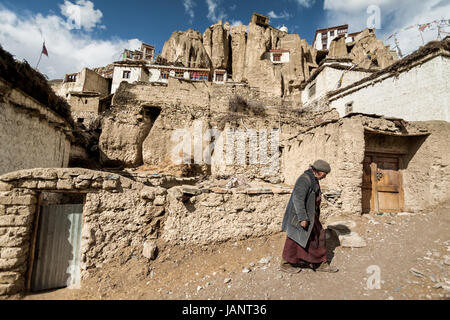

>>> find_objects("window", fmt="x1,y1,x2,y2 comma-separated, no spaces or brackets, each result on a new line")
161,71,169,79
273,54,282,62
190,72,208,81
330,30,335,36
215,73,224,82
345,102,354,115
65,74,77,82
123,71,131,79
175,71,184,78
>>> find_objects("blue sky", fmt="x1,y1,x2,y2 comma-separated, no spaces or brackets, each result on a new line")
1,0,449,79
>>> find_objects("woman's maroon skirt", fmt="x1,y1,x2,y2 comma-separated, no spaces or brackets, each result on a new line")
282,217,327,265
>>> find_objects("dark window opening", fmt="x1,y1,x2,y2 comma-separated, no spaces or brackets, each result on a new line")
123,71,131,79
215,73,224,82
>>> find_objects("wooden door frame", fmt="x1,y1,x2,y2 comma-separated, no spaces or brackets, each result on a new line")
365,152,405,214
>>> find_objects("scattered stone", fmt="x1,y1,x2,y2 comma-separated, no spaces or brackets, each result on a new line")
197,286,203,292
410,268,426,278
224,278,231,284
181,185,202,195
142,241,158,260
246,187,272,194
433,283,443,289
338,232,367,248
242,268,251,273
154,195,166,206
258,256,272,265
397,212,415,216
210,187,230,194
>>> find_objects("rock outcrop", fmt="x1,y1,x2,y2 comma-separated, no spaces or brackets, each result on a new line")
161,29,211,68
203,22,230,70
349,28,398,69
230,25,247,82
156,18,397,97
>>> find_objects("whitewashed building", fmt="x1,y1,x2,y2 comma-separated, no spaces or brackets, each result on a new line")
148,65,211,84
213,69,228,83
328,38,450,122
111,61,150,93
313,24,361,51
301,59,374,108
268,50,290,64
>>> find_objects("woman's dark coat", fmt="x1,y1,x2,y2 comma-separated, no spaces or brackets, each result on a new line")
281,170,320,248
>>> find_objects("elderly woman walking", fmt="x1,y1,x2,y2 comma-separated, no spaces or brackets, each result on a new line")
280,160,338,274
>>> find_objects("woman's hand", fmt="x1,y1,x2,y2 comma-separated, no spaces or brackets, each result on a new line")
300,220,309,229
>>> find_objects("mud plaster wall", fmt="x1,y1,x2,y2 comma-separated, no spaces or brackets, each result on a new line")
162,187,291,245
281,118,366,215
401,121,450,211
0,79,71,176
329,55,450,121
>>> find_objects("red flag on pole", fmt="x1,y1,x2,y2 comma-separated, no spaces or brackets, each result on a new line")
42,42,48,57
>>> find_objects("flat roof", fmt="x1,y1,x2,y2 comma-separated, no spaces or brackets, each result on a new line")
327,36,450,100
149,65,210,72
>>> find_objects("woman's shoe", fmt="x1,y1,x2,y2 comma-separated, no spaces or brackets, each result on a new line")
314,262,339,273
279,262,302,274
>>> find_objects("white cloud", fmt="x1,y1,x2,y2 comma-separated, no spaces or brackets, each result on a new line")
206,0,227,23
0,5,141,79
322,0,450,56
182,0,196,23
267,11,292,20
293,0,316,8
323,0,392,12
230,20,243,27
59,0,103,31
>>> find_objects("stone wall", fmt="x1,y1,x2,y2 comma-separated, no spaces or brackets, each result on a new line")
0,167,299,296
0,168,163,295
163,185,291,245
328,54,450,122
0,78,72,176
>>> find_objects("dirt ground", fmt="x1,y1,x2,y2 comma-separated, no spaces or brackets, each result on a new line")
17,200,450,300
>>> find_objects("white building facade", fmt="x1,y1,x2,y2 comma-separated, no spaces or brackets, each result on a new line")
111,62,150,93
313,24,360,51
328,50,450,122
301,62,374,107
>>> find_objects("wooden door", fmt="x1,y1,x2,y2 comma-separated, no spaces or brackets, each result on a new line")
31,204,83,292
362,154,404,213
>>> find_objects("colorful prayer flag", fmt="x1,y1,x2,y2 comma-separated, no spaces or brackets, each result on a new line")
42,42,48,57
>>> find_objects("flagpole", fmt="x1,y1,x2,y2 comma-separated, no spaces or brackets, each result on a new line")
35,50,43,69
